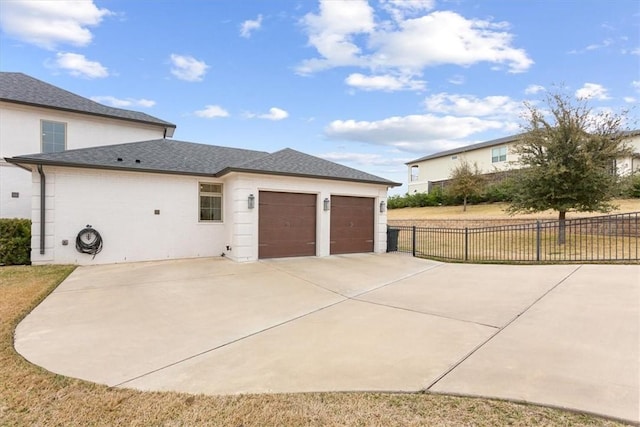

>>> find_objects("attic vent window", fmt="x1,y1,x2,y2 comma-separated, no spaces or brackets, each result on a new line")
117,157,123,162
135,159,141,164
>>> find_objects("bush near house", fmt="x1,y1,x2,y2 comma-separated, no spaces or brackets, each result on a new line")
389,179,515,210
0,218,31,265
619,173,640,198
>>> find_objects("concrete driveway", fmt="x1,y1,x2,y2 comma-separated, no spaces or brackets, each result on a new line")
15,254,639,424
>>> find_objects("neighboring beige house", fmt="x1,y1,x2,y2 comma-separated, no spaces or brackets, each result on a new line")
0,72,176,218
407,131,640,194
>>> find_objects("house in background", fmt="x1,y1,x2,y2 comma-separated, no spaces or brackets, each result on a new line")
0,72,176,218
406,131,640,194
6,139,399,265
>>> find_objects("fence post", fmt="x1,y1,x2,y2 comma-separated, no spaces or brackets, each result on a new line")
412,226,416,257
536,220,541,262
464,227,469,261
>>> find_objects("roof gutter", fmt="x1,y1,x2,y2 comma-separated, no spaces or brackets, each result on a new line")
37,164,45,255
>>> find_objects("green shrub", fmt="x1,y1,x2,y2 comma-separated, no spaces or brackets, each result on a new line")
388,188,447,209
483,178,516,203
0,218,31,265
619,173,640,198
387,194,408,209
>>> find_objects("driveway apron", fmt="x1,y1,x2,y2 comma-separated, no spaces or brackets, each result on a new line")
14,254,640,424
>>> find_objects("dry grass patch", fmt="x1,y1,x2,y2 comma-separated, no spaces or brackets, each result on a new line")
388,199,640,220
0,265,631,426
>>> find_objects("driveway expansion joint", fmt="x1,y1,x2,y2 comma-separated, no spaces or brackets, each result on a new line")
423,264,584,392
112,296,349,388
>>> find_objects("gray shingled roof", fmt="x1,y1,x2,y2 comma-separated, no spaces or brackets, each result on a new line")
0,72,176,130
406,133,525,164
7,139,400,186
222,148,397,185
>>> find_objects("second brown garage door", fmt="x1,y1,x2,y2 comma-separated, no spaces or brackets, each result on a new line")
330,196,374,254
259,191,317,259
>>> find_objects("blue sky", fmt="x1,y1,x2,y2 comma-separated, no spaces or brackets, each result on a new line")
1,0,638,194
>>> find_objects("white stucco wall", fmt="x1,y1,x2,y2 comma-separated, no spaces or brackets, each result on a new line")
28,166,391,265
30,166,227,265
618,135,640,176
0,162,32,218
1,101,169,218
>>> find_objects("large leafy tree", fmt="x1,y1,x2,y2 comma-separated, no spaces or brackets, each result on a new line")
508,90,632,243
448,159,485,212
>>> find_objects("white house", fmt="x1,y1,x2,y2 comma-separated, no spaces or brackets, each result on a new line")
6,139,400,265
0,72,176,218
407,131,640,194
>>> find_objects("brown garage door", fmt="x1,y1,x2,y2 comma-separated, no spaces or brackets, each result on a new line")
330,196,374,254
259,191,317,259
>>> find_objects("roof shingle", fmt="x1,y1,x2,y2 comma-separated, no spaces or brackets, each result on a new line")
6,139,399,186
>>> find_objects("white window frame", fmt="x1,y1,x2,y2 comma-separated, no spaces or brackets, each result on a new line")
199,182,223,222
491,146,507,163
410,165,419,182
41,120,67,153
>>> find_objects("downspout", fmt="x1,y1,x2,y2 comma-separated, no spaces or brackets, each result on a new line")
37,164,45,255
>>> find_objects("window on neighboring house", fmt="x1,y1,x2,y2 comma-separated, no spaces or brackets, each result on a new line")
410,165,419,181
451,155,457,160
491,146,507,163
41,120,66,153
199,183,223,221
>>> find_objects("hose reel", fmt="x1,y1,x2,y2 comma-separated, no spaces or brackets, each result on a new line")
76,225,103,258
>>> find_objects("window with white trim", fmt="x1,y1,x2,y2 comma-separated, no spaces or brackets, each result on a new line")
491,146,507,163
199,183,223,221
41,120,66,153
410,165,419,181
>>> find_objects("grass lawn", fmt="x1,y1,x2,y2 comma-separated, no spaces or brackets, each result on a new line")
388,199,640,220
0,266,631,426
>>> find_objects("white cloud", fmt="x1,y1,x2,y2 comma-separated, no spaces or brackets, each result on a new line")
380,0,435,22
240,14,263,38
345,72,425,91
325,113,505,152
569,38,613,54
623,97,636,103
297,0,375,74
424,92,522,118
575,82,611,100
246,107,289,120
524,84,545,95
170,54,209,82
447,74,465,85
195,105,229,118
52,52,108,78
632,80,640,92
298,3,533,79
0,0,112,49
370,12,532,73
321,151,410,167
91,96,155,108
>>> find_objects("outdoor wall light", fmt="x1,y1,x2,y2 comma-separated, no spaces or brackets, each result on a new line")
323,197,330,211
380,201,386,213
248,194,255,209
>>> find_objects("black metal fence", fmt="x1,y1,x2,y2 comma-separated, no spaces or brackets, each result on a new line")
387,212,639,263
